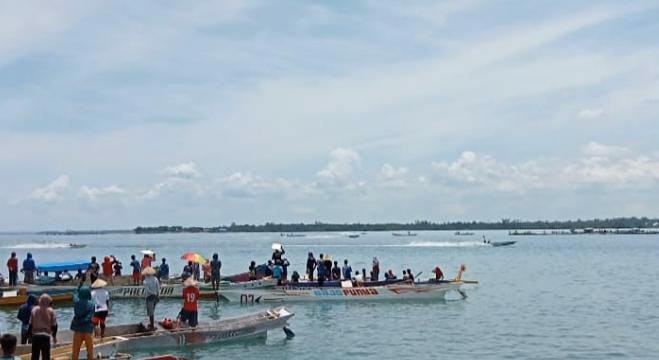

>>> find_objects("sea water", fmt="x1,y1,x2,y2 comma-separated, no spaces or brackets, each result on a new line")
1,231,657,359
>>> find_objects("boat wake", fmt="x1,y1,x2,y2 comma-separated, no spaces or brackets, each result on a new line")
405,241,488,248
1,242,73,249
285,241,488,248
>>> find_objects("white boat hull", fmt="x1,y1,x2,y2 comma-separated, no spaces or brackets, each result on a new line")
16,307,294,358
27,279,277,299
94,307,292,355
219,281,463,303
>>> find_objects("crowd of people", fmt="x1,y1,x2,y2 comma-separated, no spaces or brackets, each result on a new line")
1,250,214,360
1,247,449,359
2,252,36,286
260,246,446,287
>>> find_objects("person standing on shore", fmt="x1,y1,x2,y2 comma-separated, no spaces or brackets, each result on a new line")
182,261,194,281
30,294,57,360
101,257,113,285
112,257,122,277
142,267,160,331
70,286,94,360
7,253,18,287
158,258,169,281
91,279,110,338
87,257,100,285
210,253,221,290
130,255,140,285
202,260,211,283
141,254,152,272
193,262,201,281
21,253,36,285
306,252,316,281
177,277,199,328
16,295,36,345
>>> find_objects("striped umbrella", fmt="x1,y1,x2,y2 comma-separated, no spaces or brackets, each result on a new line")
180,252,206,264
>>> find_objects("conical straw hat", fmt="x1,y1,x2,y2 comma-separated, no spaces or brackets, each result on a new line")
91,279,107,288
142,267,156,276
183,277,198,287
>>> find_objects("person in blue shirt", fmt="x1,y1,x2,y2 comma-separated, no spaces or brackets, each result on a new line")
342,259,352,280
158,258,169,280
16,295,36,344
21,253,36,284
210,253,222,290
272,263,283,285
316,254,327,287
130,255,140,285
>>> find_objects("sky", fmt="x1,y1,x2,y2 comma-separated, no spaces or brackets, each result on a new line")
1,0,659,230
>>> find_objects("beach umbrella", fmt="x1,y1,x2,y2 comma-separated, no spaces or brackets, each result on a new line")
180,252,206,264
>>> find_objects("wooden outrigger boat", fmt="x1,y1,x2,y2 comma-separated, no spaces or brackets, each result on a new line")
15,307,294,359
105,278,276,299
1,279,277,306
0,289,72,307
220,265,477,304
219,279,477,304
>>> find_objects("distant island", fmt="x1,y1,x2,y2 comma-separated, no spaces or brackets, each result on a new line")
34,217,659,235
131,217,659,234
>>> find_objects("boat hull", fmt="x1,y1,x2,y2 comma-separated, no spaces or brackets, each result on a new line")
0,293,72,307
11,279,276,301
219,281,462,303
16,307,293,358
491,241,517,247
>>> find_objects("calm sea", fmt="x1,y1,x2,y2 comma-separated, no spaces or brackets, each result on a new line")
1,231,657,359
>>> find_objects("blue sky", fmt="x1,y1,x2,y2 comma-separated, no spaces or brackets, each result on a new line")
1,1,658,230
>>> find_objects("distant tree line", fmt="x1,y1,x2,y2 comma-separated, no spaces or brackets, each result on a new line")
133,217,659,234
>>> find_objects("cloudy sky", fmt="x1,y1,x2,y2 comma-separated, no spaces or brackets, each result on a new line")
1,1,659,230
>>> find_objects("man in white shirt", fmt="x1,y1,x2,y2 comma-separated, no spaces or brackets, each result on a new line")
91,279,110,338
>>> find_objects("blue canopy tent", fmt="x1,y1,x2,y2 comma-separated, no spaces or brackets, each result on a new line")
35,260,91,285
37,260,90,273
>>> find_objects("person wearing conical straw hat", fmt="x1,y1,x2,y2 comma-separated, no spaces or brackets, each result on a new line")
142,267,160,331
91,279,110,338
177,277,200,328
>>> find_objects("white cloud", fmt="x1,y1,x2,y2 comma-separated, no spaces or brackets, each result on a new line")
377,163,410,188
314,148,361,188
140,178,205,200
561,144,659,187
217,172,297,198
432,152,545,193
78,185,124,201
431,144,659,193
27,175,70,202
581,141,630,158
163,162,201,179
577,108,604,120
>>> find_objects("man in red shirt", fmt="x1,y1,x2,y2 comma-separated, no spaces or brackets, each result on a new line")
102,256,114,284
432,265,444,282
141,254,153,271
177,278,200,328
7,252,18,287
